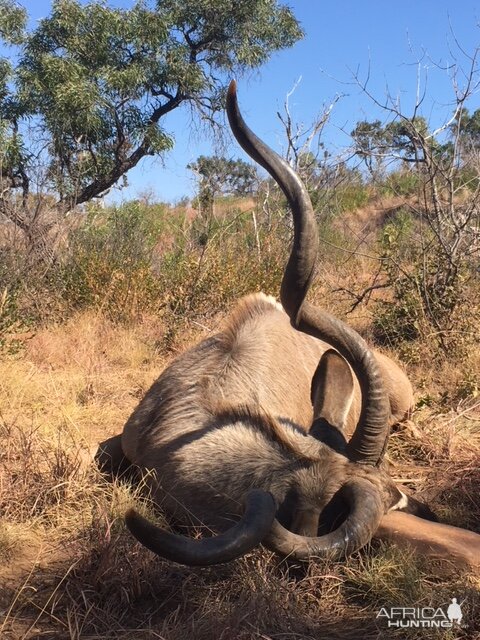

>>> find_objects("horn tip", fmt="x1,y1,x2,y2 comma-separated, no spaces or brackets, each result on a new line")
228,79,237,99
125,507,138,523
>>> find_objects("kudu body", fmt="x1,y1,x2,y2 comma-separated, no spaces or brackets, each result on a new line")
122,292,412,528
108,81,437,567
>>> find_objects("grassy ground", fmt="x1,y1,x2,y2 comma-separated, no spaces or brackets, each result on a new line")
0,302,479,640
0,192,479,639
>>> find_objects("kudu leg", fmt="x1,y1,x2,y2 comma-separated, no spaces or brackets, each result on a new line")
375,511,480,574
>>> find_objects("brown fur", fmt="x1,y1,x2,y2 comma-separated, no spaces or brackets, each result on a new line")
120,294,413,530
376,511,480,573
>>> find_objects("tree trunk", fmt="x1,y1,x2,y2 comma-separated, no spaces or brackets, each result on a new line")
1,202,57,268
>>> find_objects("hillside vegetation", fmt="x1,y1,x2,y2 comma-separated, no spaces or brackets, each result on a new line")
0,175,479,638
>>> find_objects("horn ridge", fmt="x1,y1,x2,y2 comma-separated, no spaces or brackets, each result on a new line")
125,489,276,566
298,301,391,465
227,80,390,465
227,80,318,321
265,478,384,559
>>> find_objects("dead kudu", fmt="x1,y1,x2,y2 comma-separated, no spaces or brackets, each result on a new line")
98,82,479,570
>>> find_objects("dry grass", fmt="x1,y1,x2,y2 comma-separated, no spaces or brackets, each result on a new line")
1,302,479,639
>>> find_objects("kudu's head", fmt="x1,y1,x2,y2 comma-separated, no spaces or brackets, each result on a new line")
125,81,426,565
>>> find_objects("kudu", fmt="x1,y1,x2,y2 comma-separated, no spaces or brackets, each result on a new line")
101,81,478,569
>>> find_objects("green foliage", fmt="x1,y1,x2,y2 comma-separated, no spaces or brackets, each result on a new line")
312,165,370,214
372,209,420,344
0,0,29,187
386,117,430,159
1,0,302,209
0,253,52,352
351,102,479,356
45,197,287,340
373,205,479,353
0,119,28,178
157,211,286,347
188,155,258,201
333,182,370,212
156,0,302,69
453,107,480,148
380,208,414,257
352,116,431,168
353,109,480,184
188,155,258,220
351,120,390,173
381,169,419,196
58,202,167,320
0,0,26,45
373,289,423,345
17,1,174,200
374,263,479,356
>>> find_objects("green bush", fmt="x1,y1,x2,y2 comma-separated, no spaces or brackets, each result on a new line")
57,201,167,320
373,293,422,345
372,204,479,354
381,169,419,197
0,247,45,351
335,182,370,212
156,217,286,347
314,182,370,215
380,208,415,258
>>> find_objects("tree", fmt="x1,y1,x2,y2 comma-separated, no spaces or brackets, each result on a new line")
348,51,480,351
0,0,302,263
351,116,431,176
450,107,480,171
456,108,480,146
187,155,258,250
188,155,257,206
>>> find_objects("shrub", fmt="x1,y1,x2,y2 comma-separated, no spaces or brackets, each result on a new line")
57,202,167,321
314,182,370,215
334,182,370,212
381,169,420,197
372,205,479,355
156,213,287,347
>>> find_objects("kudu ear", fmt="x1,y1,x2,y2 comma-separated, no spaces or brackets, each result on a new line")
311,349,354,425
309,349,353,453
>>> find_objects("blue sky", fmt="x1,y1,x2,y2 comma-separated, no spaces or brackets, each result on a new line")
17,1,480,202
